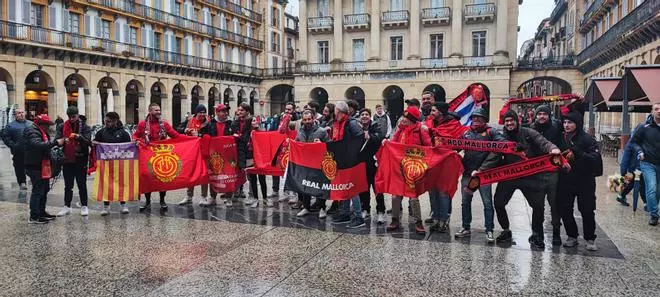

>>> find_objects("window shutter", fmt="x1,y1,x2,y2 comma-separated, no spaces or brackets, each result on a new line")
84,15,91,36
62,10,70,32
184,38,189,55
114,21,120,41
170,0,175,14
95,17,101,37
22,0,30,24
142,27,148,47
49,5,57,29
123,24,129,43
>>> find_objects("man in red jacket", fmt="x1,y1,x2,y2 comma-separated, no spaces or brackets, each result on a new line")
132,103,181,211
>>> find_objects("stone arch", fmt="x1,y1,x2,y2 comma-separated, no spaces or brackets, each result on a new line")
0,67,15,107
172,83,186,127
125,79,143,125
382,85,404,126
641,60,648,65
191,85,203,113
654,56,660,64
345,86,365,108
516,76,571,98
267,84,294,115
208,86,219,108
98,76,119,118
423,84,446,103
309,87,328,109
150,81,166,107
250,89,260,115
223,87,234,105
64,73,90,116
24,70,54,119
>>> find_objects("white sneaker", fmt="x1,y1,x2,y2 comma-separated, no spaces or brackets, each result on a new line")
376,213,386,224
278,195,289,202
120,206,129,214
80,206,89,216
57,206,72,217
250,200,259,208
19,183,27,191
244,197,256,205
319,209,327,219
297,209,310,217
200,197,217,207
224,199,233,207
586,240,598,251
100,207,109,216
288,195,298,204
178,197,192,205
266,198,275,207
361,210,369,219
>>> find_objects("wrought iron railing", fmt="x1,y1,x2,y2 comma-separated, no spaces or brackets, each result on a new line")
341,62,367,72
301,63,330,73
382,10,410,22
308,16,334,29
550,0,567,24
517,55,575,69
421,58,448,68
263,67,295,77
343,13,370,26
581,0,605,27
463,56,493,67
422,7,451,19
199,0,263,23
464,3,496,17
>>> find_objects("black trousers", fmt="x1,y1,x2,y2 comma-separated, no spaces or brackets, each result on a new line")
63,162,88,207
249,174,267,200
301,193,327,211
359,183,385,214
272,176,280,192
539,172,561,230
493,177,545,235
559,177,597,241
12,153,26,184
144,191,166,204
26,169,48,219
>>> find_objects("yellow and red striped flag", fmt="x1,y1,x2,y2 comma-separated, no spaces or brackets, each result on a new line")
93,142,140,202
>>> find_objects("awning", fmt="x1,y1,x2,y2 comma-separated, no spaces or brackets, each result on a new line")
609,65,657,113
630,66,660,104
586,77,620,112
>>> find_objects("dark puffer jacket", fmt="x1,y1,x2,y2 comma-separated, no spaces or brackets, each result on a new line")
531,118,563,147
94,122,131,143
1,119,32,154
631,115,660,166
296,123,329,143
231,116,253,168
23,123,59,169
559,111,603,178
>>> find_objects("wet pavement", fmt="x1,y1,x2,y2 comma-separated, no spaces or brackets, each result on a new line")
0,145,659,296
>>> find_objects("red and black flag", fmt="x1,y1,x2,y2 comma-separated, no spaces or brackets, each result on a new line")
246,131,289,176
284,139,368,200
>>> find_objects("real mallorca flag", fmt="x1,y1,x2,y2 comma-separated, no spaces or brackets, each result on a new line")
246,131,290,176
284,138,368,200
139,137,209,194
93,142,140,202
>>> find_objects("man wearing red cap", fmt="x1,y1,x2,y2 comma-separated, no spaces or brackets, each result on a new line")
198,104,234,206
23,114,65,223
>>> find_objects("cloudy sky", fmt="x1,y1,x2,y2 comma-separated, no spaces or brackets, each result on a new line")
284,0,555,56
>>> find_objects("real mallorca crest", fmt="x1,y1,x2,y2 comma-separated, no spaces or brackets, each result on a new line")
400,148,428,189
148,144,183,183
278,142,290,170
209,152,225,175
321,151,337,181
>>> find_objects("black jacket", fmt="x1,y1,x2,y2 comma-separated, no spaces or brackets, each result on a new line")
231,116,253,168
94,123,131,144
23,123,59,169
631,119,660,166
531,119,563,147
1,119,32,154
559,128,603,179
480,126,558,171
199,118,233,137
359,121,383,181
55,120,92,163
460,127,507,174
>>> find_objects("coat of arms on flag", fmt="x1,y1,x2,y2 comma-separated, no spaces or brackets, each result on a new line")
93,142,140,202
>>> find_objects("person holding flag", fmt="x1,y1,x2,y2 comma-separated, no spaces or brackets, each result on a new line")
198,104,234,207
386,106,432,234
449,83,489,126
295,109,330,218
176,104,211,206
245,115,271,208
357,108,385,223
133,103,181,211
94,112,132,215
277,102,297,204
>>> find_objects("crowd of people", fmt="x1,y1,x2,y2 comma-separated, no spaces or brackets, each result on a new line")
3,92,660,251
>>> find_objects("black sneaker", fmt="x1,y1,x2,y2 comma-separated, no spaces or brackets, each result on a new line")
160,203,168,211
326,202,339,214
552,229,562,246
424,218,435,224
41,212,56,220
649,217,659,226
528,235,546,249
331,215,351,224
28,217,49,224
139,203,150,212
347,218,366,229
496,230,512,242
616,196,630,206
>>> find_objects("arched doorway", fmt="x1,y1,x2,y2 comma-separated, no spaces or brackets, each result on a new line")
64,73,89,115
249,90,259,115
423,84,446,103
125,79,143,125
208,86,219,108
0,67,15,126
24,70,54,119
267,84,294,115
98,77,118,118
150,82,165,107
172,83,186,127
516,76,571,98
223,88,233,105
191,85,203,113
237,89,246,104
654,56,660,64
382,85,404,127
310,87,328,109
345,86,365,108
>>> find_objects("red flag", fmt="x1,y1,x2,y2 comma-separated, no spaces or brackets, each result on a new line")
248,131,290,176
207,136,246,193
430,119,469,140
375,141,463,198
139,137,209,193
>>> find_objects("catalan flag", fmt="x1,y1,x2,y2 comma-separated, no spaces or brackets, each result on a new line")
93,142,140,202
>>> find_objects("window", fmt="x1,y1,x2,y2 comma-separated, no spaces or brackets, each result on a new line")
390,36,403,60
430,0,444,8
287,37,293,50
30,4,44,27
430,34,443,59
154,32,162,49
174,2,181,15
390,0,404,11
353,0,365,13
352,39,365,61
317,0,329,16
272,7,279,27
271,32,280,52
69,13,80,34
129,27,138,44
318,41,329,63
175,37,182,53
472,31,486,57
272,56,278,68
101,20,111,39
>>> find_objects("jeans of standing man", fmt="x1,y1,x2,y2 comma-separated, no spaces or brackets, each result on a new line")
26,169,49,219
12,153,26,185
63,162,88,207
428,190,451,221
460,175,494,232
539,172,561,230
248,174,267,200
272,176,280,193
559,177,597,240
640,161,660,218
187,184,216,199
338,196,362,220
391,196,422,222
493,177,545,235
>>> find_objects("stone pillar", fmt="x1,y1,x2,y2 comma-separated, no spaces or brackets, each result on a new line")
369,0,380,61
494,0,509,63
408,0,420,60
298,0,308,63
332,0,343,62
450,0,463,57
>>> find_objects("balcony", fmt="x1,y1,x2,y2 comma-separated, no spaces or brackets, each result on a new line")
308,16,333,34
341,62,367,72
84,0,263,50
302,63,331,73
517,55,575,70
463,56,493,67
421,58,448,69
263,67,295,78
464,3,496,24
381,10,409,29
343,13,370,32
421,7,451,26
549,0,567,25
579,0,617,33
0,20,263,77
200,0,263,23
577,0,660,73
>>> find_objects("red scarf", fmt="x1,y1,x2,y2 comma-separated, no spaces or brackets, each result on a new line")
332,114,348,142
37,125,48,142
186,115,209,135
62,120,80,162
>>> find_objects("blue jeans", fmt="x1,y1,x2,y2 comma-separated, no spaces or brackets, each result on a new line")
640,162,660,218
338,196,362,220
460,175,494,232
429,190,451,221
